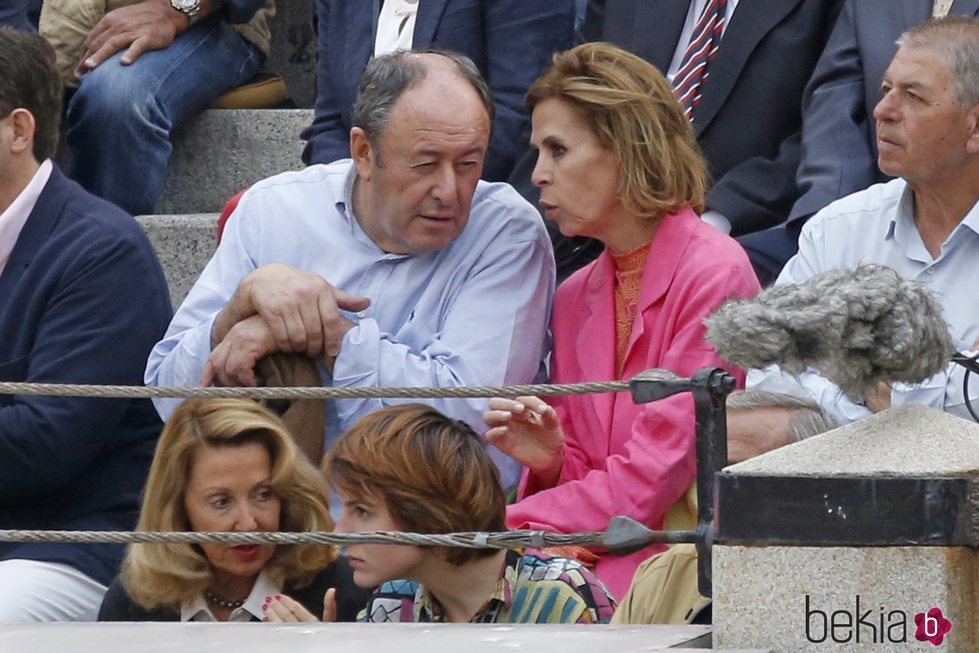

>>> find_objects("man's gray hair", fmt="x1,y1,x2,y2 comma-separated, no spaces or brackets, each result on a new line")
897,16,979,108
727,390,838,443
352,49,495,153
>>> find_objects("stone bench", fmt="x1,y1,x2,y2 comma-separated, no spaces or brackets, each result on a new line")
0,622,760,652
712,404,979,652
136,214,218,309
155,0,318,214
156,108,313,215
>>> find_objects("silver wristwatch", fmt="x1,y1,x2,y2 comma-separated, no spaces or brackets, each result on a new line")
170,0,201,19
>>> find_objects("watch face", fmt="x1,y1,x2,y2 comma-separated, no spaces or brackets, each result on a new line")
172,0,199,12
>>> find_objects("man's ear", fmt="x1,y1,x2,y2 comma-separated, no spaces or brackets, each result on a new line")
7,108,35,157
349,127,374,181
967,104,979,155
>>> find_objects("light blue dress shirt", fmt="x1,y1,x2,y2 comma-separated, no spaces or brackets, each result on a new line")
145,161,555,488
747,178,979,425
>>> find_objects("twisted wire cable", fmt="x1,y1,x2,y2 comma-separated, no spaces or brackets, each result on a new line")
0,380,629,401
0,517,698,554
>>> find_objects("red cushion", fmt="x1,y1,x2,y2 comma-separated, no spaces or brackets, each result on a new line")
216,189,248,245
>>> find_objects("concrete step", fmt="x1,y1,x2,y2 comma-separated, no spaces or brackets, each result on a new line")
157,0,318,212
157,108,313,215
136,213,218,309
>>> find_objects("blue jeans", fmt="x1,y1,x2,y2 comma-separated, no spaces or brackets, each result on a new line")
0,0,40,30
65,15,263,215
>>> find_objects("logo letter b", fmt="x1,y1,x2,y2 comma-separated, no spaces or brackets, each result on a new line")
805,595,828,643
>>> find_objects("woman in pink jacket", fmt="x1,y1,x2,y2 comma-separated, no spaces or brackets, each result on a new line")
483,43,760,599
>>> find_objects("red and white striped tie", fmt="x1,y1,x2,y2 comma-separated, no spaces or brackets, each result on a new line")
672,0,728,122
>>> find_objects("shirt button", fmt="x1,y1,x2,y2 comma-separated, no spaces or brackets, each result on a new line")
926,267,935,274
356,311,366,318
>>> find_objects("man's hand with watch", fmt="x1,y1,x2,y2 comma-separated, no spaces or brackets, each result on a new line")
74,0,219,77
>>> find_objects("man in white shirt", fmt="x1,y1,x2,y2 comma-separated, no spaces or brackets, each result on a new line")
748,17,979,425
146,50,555,488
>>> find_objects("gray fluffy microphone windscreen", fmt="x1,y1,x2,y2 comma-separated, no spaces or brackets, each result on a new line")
703,264,954,397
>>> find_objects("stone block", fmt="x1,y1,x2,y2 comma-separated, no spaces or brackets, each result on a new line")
725,404,979,477
0,623,741,652
266,0,317,108
157,109,313,215
136,214,217,308
713,545,976,652
712,405,979,651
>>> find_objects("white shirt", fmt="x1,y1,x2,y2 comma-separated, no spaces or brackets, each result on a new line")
145,161,554,490
747,178,979,425
374,0,419,56
0,159,52,276
181,569,279,622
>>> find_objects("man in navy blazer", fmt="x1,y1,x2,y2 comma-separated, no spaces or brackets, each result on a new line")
0,28,171,621
300,0,576,183
547,0,841,282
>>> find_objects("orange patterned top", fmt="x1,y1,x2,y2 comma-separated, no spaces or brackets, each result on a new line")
611,240,652,375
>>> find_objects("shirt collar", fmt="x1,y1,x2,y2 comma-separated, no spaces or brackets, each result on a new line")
956,196,979,237
889,182,979,261
0,159,52,275
180,569,281,622
338,159,358,229
335,160,418,260
885,181,917,243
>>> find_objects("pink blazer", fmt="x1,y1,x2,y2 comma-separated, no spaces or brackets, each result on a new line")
506,208,760,599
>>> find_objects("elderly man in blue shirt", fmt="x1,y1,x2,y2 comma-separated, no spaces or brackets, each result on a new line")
146,50,555,489
747,17,979,425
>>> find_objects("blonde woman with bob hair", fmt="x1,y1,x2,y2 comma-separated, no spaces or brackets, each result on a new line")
484,42,760,599
97,398,370,622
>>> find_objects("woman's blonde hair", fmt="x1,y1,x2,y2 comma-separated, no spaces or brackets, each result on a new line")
122,398,336,609
527,41,709,217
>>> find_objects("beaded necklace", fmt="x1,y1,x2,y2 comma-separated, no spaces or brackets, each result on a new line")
203,589,246,610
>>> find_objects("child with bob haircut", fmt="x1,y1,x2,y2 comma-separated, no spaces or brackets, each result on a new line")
264,404,615,624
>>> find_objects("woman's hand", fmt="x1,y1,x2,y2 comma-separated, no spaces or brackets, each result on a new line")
483,397,564,485
321,588,337,622
263,592,329,623
263,593,317,622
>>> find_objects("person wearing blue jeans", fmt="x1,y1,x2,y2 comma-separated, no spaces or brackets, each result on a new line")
62,0,270,216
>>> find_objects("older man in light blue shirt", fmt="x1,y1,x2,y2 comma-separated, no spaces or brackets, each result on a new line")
747,17,979,425
145,50,554,487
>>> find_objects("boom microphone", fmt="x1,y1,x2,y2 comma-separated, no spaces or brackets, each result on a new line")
703,264,954,397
